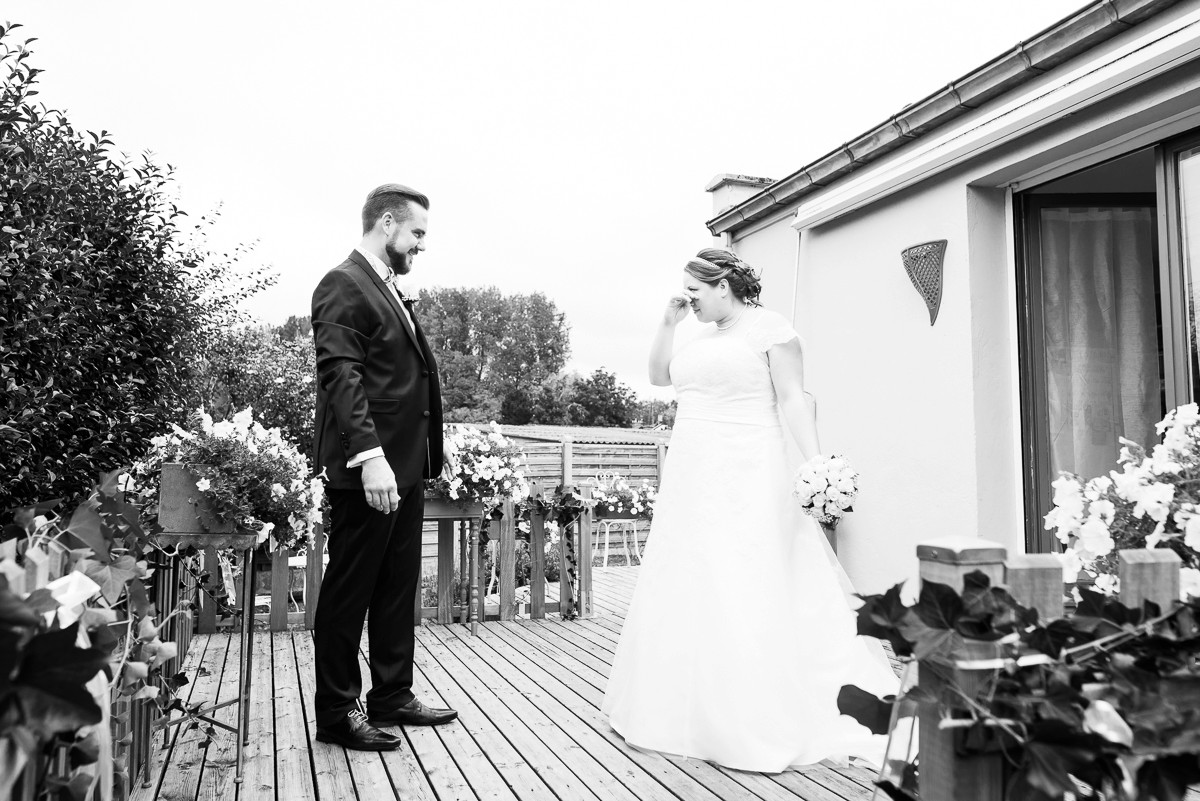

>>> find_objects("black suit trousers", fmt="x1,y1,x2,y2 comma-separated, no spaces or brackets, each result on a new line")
313,482,425,726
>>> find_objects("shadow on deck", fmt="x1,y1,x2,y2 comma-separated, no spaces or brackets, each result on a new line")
132,566,881,801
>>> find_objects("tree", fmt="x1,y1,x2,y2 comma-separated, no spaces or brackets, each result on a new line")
636,398,678,428
199,324,316,451
417,287,571,422
0,25,273,512
568,369,639,427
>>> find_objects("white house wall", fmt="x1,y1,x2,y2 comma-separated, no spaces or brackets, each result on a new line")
722,5,1200,595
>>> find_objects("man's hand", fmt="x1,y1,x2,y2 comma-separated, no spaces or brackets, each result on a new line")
362,456,399,514
440,451,458,483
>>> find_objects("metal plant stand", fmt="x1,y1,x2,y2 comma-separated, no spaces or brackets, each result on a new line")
151,532,258,784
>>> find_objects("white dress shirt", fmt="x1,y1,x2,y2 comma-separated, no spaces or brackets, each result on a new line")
346,247,415,469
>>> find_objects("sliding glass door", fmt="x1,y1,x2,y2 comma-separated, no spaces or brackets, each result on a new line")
1017,193,1163,553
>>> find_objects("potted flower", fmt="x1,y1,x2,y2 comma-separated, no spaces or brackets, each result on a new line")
427,422,529,517
128,408,323,552
589,473,656,520
1045,403,1200,600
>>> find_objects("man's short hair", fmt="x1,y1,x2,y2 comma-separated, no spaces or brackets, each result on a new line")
361,183,430,234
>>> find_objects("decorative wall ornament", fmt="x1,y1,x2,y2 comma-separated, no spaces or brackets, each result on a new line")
901,239,947,325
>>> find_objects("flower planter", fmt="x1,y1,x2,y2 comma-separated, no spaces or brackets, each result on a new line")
155,463,259,550
594,507,644,520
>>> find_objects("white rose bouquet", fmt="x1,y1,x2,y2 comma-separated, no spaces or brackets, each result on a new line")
428,422,530,512
792,454,858,528
1044,403,1200,600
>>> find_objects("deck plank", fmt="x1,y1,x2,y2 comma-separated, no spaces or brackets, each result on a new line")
195,630,241,801
361,633,475,800
239,631,276,801
470,620,775,801
129,629,211,801
424,625,646,800
134,566,888,801
291,630,360,801
417,628,595,796
272,628,319,801
157,633,230,801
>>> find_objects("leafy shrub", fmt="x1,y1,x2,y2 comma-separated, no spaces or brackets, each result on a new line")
0,25,272,514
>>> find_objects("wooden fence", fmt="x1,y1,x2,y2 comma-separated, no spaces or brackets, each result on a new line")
517,441,668,486
912,537,1182,801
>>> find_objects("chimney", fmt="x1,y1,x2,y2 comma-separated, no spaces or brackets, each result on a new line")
705,174,775,218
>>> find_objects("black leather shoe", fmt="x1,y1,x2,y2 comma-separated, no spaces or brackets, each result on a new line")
315,710,402,751
370,698,458,727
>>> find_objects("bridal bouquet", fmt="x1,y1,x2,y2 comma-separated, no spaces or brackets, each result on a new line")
792,454,858,527
429,422,530,511
1044,403,1200,599
128,407,323,551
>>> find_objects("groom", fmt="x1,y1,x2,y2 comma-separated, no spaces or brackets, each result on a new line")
310,183,456,751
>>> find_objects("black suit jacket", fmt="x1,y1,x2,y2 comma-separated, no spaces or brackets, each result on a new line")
311,251,444,490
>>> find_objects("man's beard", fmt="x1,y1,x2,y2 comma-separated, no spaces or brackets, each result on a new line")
384,242,411,275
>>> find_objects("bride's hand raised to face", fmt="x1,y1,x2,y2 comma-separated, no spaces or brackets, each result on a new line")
664,295,690,326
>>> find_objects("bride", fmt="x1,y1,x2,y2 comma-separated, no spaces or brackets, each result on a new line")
601,248,900,773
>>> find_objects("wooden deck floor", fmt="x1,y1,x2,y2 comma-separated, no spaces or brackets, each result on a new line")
133,566,883,801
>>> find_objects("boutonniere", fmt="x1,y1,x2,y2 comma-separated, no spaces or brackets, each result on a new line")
384,271,419,304
400,290,419,304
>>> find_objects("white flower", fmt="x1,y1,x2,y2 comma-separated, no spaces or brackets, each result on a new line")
1094,573,1120,595
270,483,286,500
1077,517,1115,558
1133,481,1174,522
1185,515,1200,552
256,521,275,546
1181,567,1200,600
1061,548,1083,582
196,477,211,492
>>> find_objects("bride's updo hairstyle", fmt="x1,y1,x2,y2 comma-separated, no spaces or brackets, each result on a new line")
685,248,763,307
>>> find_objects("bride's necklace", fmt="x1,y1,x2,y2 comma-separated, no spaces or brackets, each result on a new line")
715,307,746,332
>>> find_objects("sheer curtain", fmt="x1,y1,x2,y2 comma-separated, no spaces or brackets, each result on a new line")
1040,207,1159,481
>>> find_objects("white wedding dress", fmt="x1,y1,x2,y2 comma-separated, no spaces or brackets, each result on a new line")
601,307,900,773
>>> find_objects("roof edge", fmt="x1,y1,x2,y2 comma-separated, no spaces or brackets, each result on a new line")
705,0,1184,236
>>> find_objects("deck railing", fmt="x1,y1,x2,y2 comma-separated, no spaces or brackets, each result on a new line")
912,537,1183,801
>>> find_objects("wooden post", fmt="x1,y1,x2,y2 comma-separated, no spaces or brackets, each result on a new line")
498,500,516,621
656,442,667,484
24,546,49,590
530,486,547,620
199,547,218,634
304,523,325,629
1005,553,1064,622
471,518,484,634
270,549,288,631
0,558,25,595
437,519,455,624
916,536,1007,590
1119,548,1181,612
578,487,594,618
459,522,469,624
562,440,574,486
916,538,1008,801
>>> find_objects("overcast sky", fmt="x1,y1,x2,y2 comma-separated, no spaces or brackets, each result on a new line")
8,0,1086,400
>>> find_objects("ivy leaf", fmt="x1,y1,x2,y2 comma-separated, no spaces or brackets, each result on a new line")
1012,742,1096,799
126,578,150,619
0,580,39,629
22,588,59,617
80,555,138,604
1137,754,1200,801
872,779,919,801
13,623,109,736
1025,618,1095,657
836,684,895,735
897,609,965,669
911,580,962,631
854,583,914,657
68,732,100,767
65,500,110,564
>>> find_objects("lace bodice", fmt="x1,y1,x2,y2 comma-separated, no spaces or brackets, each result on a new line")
670,307,800,426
